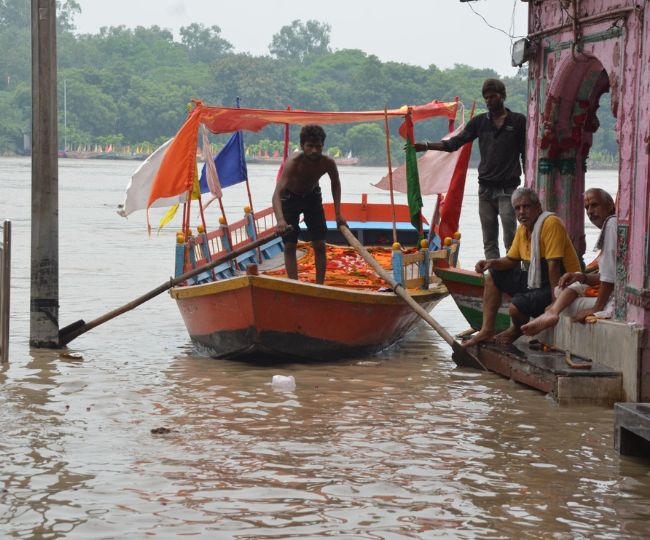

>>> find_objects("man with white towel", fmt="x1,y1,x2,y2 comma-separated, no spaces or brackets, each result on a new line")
463,187,580,347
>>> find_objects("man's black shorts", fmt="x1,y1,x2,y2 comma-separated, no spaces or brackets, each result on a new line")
489,267,552,318
280,186,327,244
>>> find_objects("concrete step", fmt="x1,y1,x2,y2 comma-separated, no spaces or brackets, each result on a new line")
615,403,650,458
462,337,622,406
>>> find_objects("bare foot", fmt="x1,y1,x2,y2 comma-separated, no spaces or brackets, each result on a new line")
461,329,497,348
493,326,522,345
521,312,560,336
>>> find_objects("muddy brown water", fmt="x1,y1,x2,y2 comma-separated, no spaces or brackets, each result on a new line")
1,157,648,538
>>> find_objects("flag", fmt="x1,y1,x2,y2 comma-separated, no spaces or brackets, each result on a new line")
437,101,475,241
118,138,178,217
200,125,222,198
437,138,471,241
373,124,467,195
404,113,423,232
199,131,248,193
147,108,201,211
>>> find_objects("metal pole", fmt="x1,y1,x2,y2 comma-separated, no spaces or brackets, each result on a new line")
1,221,10,363
63,78,67,152
30,0,60,348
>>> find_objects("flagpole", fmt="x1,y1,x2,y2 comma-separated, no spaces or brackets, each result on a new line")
196,191,216,280
383,107,398,244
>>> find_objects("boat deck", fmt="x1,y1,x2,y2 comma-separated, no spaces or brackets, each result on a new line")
460,336,622,406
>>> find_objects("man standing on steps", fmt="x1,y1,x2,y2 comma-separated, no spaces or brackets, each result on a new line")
272,125,346,285
414,78,526,259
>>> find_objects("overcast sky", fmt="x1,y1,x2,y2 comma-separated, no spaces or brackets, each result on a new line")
73,0,529,77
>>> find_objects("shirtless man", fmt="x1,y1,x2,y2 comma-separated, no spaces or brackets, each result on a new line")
272,125,346,284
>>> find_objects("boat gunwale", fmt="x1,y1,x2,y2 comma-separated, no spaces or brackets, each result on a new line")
170,273,446,305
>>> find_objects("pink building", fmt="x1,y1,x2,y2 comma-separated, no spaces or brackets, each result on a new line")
519,0,649,400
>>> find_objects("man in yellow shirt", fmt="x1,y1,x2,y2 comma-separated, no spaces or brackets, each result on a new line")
463,187,580,347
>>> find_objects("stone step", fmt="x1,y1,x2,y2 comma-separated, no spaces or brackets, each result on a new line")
614,403,650,458
460,337,622,406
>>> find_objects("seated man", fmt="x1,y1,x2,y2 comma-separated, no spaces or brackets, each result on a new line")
463,187,581,347
521,188,616,335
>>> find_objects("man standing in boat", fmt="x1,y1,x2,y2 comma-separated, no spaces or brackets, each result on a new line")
273,125,346,284
414,78,526,259
462,187,581,348
521,188,617,335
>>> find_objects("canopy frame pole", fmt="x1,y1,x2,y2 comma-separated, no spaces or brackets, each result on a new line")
383,107,398,245
196,191,216,280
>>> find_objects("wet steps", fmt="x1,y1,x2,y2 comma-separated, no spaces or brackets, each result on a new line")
460,337,622,406
615,403,650,458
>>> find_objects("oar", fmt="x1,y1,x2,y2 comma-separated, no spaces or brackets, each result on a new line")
58,230,283,346
339,225,487,371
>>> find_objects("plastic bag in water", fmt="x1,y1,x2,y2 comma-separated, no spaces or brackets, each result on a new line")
271,375,296,391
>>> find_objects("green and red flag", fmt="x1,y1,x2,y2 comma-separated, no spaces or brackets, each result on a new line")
404,111,423,234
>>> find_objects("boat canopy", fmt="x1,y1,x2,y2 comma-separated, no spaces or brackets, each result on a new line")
194,99,459,135
146,100,460,220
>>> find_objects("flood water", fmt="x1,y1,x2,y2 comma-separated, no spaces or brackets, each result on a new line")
1,156,648,538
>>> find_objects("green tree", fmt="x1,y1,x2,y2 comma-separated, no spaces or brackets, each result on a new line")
180,23,232,64
344,124,386,164
269,19,331,62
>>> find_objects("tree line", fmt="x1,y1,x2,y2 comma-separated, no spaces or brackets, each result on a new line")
0,0,617,165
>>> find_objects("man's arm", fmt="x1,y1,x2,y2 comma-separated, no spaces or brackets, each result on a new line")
272,165,291,235
327,160,346,227
414,117,479,153
474,256,519,274
547,259,563,296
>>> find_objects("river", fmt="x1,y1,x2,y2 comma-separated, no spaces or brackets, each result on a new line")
0,157,648,539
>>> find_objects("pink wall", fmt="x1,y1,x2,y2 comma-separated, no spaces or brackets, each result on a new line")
525,0,650,398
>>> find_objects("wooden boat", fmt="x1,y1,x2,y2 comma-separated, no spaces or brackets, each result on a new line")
433,266,510,332
169,205,452,360
172,273,447,361
300,194,429,247
135,99,463,360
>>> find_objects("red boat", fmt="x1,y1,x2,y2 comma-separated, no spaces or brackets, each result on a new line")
171,272,446,360
168,203,450,360
135,99,465,360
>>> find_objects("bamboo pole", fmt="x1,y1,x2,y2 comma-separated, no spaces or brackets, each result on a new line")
383,108,398,244
340,225,486,370
58,230,283,346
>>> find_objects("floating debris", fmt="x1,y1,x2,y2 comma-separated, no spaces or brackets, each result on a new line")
150,427,174,435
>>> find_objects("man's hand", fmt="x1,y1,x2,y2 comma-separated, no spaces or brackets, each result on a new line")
475,259,491,273
412,142,428,152
276,220,292,236
558,271,584,288
335,214,347,228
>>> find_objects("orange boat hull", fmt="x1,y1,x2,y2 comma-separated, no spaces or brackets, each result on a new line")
170,275,447,360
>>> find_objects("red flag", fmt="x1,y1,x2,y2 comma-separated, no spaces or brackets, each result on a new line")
437,101,476,241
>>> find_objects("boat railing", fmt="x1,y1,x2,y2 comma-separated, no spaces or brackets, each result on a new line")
228,216,259,270
251,207,277,240
247,208,284,261
391,234,460,290
402,251,429,289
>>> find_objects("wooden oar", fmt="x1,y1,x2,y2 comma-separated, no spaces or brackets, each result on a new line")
58,230,283,346
339,225,487,371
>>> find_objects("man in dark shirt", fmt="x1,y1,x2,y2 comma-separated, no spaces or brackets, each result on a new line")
415,79,526,259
